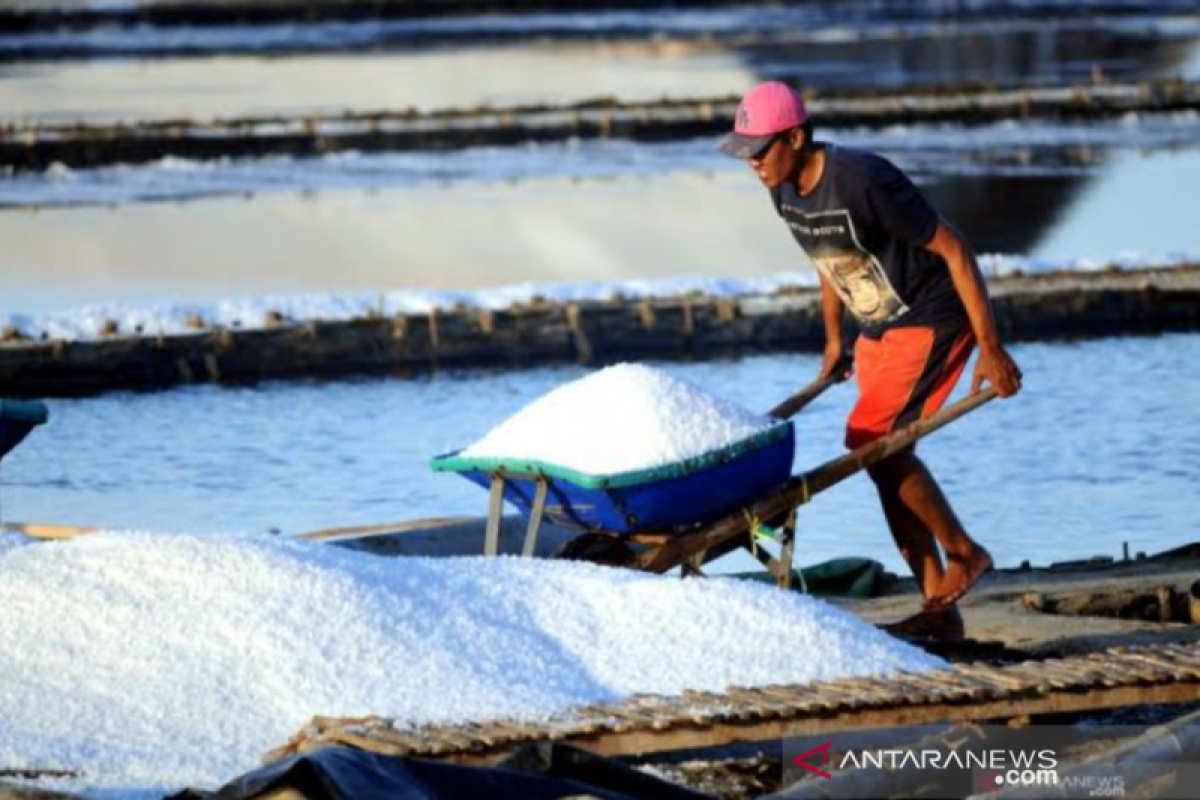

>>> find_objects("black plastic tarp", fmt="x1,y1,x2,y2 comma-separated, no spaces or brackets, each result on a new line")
170,742,716,800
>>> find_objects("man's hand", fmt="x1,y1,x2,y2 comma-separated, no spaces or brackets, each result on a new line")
971,342,1022,397
819,344,853,382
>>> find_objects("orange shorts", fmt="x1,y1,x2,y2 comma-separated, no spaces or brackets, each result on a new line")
845,325,975,450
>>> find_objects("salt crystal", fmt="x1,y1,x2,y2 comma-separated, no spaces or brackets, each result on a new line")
0,532,942,791
0,531,34,556
459,363,779,474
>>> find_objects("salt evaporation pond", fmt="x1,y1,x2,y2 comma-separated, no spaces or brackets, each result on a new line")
5,333,1198,573
459,363,776,473
0,531,941,792
2,6,1195,122
3,138,1200,315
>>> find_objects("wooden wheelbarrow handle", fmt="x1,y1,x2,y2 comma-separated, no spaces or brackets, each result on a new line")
635,387,998,573
799,386,999,499
767,354,854,421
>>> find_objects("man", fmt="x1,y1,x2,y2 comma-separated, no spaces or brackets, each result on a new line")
721,81,1022,632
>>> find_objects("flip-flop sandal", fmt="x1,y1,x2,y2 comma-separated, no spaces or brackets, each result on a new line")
880,608,965,642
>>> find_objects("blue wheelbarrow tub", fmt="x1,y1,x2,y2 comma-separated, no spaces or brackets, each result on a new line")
431,421,795,533
0,399,49,462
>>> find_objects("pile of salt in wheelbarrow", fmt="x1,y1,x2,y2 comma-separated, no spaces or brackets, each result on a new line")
433,362,994,584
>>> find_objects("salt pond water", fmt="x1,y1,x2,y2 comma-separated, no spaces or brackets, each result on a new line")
0,531,941,791
4,333,1197,573
2,8,1196,122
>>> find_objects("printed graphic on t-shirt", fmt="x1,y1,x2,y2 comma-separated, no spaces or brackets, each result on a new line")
784,208,909,325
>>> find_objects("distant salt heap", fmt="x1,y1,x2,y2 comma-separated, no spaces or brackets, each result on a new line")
460,363,778,474
0,532,941,791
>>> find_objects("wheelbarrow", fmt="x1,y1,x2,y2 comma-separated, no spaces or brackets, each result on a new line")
431,364,997,585
0,398,49,526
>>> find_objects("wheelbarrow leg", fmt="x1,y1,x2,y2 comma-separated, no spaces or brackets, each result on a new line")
522,478,548,558
744,507,798,589
484,474,505,556
682,550,708,578
777,508,798,590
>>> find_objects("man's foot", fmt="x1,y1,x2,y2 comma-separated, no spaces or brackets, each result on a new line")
879,605,965,642
926,548,993,609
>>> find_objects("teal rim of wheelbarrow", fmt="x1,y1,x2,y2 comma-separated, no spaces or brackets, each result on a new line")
430,420,793,490
0,399,49,425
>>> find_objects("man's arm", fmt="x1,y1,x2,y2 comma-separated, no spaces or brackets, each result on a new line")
924,220,1022,397
817,272,848,380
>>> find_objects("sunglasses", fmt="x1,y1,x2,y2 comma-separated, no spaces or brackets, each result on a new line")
750,131,788,161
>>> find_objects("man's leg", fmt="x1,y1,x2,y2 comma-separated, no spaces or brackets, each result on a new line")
869,450,991,608
871,451,962,640
848,324,987,609
870,454,944,602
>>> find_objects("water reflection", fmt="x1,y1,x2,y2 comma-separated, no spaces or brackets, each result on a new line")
1034,147,1200,258
2,144,1198,315
1,20,1196,124
0,12,1197,314
0,49,758,125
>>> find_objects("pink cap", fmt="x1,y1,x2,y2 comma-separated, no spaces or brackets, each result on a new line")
719,81,808,159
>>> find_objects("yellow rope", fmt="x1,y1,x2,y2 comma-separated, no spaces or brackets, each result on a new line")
743,510,762,560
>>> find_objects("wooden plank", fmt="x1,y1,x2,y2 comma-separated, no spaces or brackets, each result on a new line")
1103,655,1178,683
323,728,409,757
953,664,1033,693
0,522,98,540
361,726,435,752
799,679,888,710
1124,651,1200,681
1081,654,1158,686
1158,644,1200,668
723,687,795,718
1028,659,1109,689
295,516,475,542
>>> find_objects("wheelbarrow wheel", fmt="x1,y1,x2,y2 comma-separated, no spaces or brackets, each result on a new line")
553,533,637,568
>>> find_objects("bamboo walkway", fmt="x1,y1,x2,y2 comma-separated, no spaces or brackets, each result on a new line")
4,79,1197,171
265,642,1200,766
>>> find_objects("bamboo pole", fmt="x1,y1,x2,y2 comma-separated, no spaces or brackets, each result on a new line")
0,522,98,540
800,388,997,499
767,354,853,420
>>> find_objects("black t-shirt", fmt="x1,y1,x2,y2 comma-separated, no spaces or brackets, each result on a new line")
771,144,965,337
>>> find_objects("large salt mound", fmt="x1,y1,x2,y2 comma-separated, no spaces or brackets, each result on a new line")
459,363,778,474
0,533,942,791
0,531,34,556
